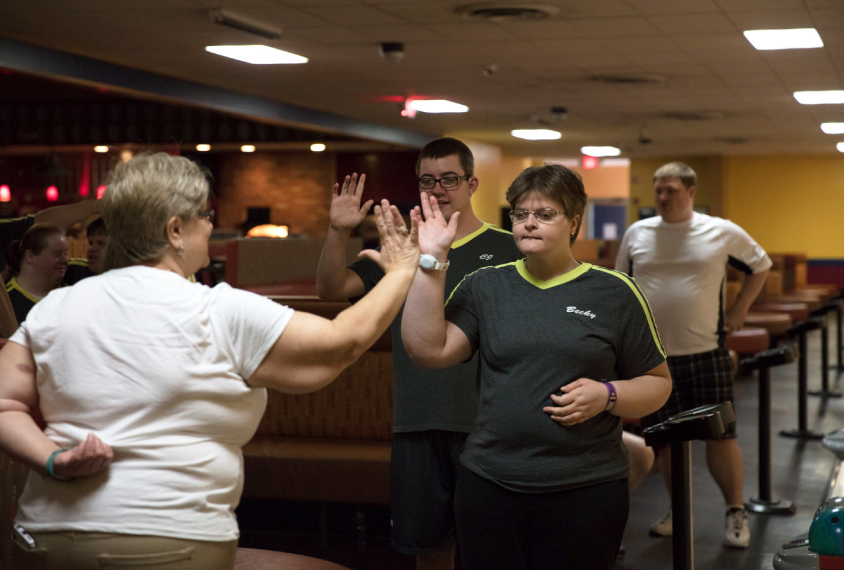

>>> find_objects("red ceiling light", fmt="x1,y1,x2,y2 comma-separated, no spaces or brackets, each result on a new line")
96,185,107,199
0,185,10,202
582,156,599,170
46,186,59,202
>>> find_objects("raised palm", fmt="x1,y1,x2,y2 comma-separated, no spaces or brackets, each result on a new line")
412,192,459,258
330,173,374,232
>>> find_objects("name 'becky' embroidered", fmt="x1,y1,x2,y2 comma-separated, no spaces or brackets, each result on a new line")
567,306,596,319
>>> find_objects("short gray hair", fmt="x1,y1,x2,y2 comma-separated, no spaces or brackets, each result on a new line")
653,162,696,189
102,152,209,270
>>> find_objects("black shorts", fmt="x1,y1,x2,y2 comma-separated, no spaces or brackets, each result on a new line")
390,430,468,555
642,347,736,440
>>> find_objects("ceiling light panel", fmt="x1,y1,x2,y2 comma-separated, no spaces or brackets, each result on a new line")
408,100,469,113
822,123,844,134
205,45,308,65
794,91,844,105
511,129,561,140
581,146,621,157
743,28,823,51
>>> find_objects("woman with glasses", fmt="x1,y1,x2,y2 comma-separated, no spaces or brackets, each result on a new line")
0,152,420,570
402,163,672,570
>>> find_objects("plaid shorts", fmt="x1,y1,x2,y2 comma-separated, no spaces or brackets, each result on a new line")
641,347,736,440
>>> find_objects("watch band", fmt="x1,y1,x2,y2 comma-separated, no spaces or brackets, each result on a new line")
604,381,617,412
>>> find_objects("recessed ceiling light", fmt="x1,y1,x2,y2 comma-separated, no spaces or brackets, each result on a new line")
743,28,823,50
205,45,308,65
511,129,561,140
310,143,326,152
196,144,211,152
581,146,621,157
94,145,109,153
794,91,844,105
408,99,469,113
241,145,256,152
837,143,844,152
821,123,844,134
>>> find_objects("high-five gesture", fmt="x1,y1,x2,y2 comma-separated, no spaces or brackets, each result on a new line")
410,192,460,259
360,200,420,275
329,173,374,233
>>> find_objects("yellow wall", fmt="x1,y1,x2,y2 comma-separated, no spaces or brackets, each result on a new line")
723,155,844,259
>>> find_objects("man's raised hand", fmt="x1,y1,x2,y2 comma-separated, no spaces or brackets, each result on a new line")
329,173,374,232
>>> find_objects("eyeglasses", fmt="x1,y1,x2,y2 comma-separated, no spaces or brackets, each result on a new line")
508,208,565,224
418,175,471,190
199,209,215,223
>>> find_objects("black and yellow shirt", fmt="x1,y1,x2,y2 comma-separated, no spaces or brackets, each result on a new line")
64,258,94,285
6,277,40,324
444,261,666,493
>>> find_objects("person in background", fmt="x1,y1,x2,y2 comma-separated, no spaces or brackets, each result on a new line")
0,152,420,570
65,217,108,284
0,275,16,338
316,137,523,570
401,164,671,570
615,161,771,548
0,200,101,281
5,224,68,324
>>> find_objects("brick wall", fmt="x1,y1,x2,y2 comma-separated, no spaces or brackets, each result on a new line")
216,151,336,236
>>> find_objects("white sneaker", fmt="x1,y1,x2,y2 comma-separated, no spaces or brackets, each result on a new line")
725,507,750,548
649,509,673,536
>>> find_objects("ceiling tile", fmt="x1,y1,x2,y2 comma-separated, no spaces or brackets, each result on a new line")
493,20,588,40
725,9,815,30
569,16,661,37
428,22,519,41
811,9,844,30
624,0,721,16
297,3,404,25
648,13,736,35
373,3,460,24
352,24,445,42
603,36,680,53
714,0,806,10
673,32,753,52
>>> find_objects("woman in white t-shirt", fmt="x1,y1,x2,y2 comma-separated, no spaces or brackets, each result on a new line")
0,152,420,570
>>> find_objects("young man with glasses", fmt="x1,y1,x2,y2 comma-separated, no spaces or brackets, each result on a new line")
316,137,521,570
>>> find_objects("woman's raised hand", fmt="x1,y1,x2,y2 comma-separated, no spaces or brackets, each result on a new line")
329,173,374,233
359,200,419,275
51,433,114,479
410,192,459,259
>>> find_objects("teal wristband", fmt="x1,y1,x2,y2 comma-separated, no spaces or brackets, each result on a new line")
45,449,70,480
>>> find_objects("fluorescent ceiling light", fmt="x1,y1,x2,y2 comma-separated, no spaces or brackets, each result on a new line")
581,146,621,157
838,143,844,152
821,123,844,134
205,45,307,65
310,143,326,152
743,28,823,50
196,144,211,152
511,129,561,141
408,100,468,114
794,91,844,105
241,145,256,152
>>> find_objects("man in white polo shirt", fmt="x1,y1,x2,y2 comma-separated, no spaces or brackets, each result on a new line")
615,162,771,549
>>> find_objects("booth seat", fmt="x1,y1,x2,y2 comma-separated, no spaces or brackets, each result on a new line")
241,297,393,507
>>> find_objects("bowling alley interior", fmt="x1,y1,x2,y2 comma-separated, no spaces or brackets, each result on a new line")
2,1,844,569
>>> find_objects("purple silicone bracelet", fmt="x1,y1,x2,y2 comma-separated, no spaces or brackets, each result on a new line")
604,381,617,410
